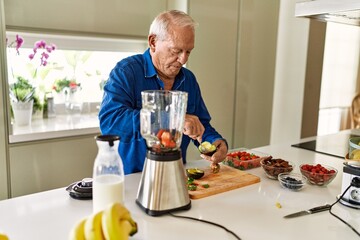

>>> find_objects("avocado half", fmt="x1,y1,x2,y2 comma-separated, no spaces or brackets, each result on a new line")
198,141,217,156
186,168,205,179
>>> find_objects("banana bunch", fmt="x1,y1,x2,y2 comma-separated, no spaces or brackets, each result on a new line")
69,202,137,240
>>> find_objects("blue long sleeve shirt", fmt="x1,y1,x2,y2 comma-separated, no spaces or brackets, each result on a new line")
99,49,226,174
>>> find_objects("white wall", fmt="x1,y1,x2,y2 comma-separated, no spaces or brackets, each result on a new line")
270,0,310,145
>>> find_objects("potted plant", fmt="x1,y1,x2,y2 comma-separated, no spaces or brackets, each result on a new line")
7,34,56,122
9,76,42,126
52,78,82,114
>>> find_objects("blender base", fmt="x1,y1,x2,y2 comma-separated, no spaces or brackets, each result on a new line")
136,199,191,216
337,195,360,209
136,150,192,216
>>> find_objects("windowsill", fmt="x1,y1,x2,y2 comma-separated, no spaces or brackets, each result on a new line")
9,112,100,144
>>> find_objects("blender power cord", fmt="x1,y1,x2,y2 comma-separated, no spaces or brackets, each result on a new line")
169,212,241,240
328,177,360,237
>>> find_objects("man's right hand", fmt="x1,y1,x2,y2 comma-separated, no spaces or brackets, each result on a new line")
183,114,204,143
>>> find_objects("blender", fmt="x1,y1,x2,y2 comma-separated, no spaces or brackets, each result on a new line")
339,137,360,209
136,90,191,216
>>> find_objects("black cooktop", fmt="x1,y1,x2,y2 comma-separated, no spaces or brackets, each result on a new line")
291,131,360,159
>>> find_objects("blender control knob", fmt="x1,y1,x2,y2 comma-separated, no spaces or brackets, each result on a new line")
351,177,360,188
81,178,93,187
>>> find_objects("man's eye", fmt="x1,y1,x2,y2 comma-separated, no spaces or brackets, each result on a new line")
171,49,181,54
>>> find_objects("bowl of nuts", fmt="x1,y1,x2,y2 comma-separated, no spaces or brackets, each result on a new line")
278,172,307,191
260,157,295,179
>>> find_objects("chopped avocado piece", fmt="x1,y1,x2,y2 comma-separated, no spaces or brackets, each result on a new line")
188,184,197,191
187,177,194,184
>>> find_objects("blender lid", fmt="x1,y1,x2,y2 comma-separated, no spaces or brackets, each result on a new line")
95,135,120,147
66,178,93,200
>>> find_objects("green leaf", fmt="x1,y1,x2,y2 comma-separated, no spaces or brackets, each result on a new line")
9,76,35,102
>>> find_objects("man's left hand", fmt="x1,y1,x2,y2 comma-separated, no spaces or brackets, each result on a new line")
200,139,228,164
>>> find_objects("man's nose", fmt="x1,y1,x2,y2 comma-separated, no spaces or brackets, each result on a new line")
177,52,188,65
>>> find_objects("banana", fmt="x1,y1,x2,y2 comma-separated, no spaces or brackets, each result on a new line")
121,212,138,236
101,203,137,240
0,233,9,240
69,218,87,240
69,203,137,240
118,220,133,237
84,211,105,240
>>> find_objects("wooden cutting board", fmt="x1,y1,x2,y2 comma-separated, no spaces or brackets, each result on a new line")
188,164,260,199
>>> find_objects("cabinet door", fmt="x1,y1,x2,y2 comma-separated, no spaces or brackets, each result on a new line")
187,0,239,158
4,0,166,37
9,136,98,197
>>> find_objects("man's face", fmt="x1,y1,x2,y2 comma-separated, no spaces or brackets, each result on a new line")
149,25,195,79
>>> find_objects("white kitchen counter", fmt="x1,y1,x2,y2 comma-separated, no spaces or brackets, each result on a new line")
0,143,359,240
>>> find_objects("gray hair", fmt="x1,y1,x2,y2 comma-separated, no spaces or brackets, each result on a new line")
149,10,198,41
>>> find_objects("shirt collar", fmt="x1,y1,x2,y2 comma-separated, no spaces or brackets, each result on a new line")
143,49,157,78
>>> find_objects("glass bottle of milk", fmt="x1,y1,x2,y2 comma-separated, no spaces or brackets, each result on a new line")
92,135,125,213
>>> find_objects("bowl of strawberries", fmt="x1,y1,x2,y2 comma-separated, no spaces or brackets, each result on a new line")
223,148,270,170
299,163,337,186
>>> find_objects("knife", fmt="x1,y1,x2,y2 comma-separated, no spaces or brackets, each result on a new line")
283,204,331,219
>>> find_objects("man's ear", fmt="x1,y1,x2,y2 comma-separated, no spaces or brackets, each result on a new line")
148,34,156,51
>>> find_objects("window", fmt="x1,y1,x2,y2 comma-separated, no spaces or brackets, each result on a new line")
6,31,148,143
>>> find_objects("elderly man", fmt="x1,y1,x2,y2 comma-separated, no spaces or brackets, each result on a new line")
99,10,228,174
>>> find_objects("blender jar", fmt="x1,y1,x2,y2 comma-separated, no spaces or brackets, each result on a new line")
140,90,188,152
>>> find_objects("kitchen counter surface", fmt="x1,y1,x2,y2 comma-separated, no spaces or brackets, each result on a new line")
0,142,359,239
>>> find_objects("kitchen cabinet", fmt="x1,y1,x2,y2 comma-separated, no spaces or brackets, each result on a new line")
188,0,280,153
186,0,239,158
4,0,167,38
9,135,98,197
